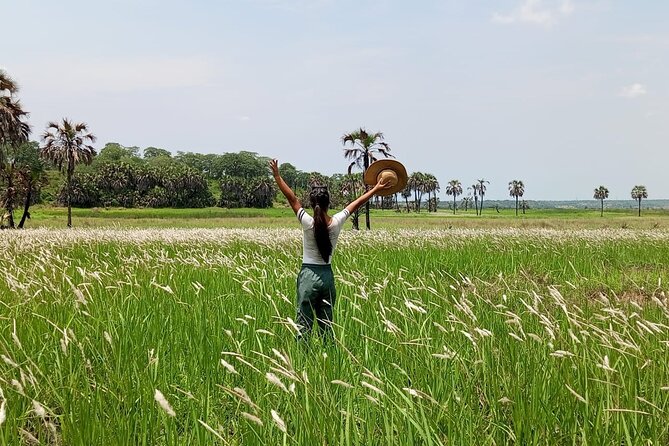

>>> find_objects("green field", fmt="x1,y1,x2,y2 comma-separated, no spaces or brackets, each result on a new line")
1,225,668,445
23,205,669,230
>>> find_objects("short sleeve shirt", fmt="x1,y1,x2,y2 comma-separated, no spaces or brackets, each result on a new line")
297,208,350,264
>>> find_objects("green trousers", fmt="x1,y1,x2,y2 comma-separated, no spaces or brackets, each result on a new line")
296,264,336,338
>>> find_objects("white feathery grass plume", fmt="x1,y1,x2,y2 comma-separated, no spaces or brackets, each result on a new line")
362,370,383,384
0,386,5,426
266,373,289,393
361,381,385,396
508,332,524,342
271,349,290,367
1,355,17,367
32,400,46,418
597,355,616,373
11,379,24,394
223,387,259,412
255,329,274,336
550,350,575,358
331,380,353,389
364,394,380,405
154,389,176,417
12,320,21,349
197,420,225,441
241,412,263,426
271,409,287,433
220,359,238,375
565,384,587,404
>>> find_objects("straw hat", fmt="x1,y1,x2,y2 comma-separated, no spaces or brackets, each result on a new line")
363,159,408,196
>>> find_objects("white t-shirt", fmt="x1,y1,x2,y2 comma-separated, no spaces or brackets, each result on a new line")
297,208,350,265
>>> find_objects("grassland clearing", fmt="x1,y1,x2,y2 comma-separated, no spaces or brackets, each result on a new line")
1,227,668,444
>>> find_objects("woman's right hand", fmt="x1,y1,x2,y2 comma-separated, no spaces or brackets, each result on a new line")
269,159,280,178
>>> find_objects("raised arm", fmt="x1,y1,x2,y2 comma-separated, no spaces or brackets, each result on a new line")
345,177,390,215
270,159,302,214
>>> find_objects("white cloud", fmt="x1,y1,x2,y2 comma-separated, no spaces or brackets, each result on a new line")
492,0,575,27
619,83,647,98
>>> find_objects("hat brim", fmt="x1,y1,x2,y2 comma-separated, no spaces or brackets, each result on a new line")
363,159,408,196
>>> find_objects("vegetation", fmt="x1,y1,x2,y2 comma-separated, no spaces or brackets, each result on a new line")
1,228,668,444
445,179,463,214
632,185,648,217
342,128,392,230
594,186,609,217
508,180,525,216
0,70,32,228
40,119,97,227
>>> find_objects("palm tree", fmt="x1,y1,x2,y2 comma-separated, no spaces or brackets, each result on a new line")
593,186,609,217
409,172,426,213
0,71,30,147
631,185,648,217
401,185,412,213
342,128,392,230
41,119,97,227
477,179,489,215
1,70,31,228
461,196,472,212
445,179,463,215
469,184,479,215
508,180,525,216
423,174,440,212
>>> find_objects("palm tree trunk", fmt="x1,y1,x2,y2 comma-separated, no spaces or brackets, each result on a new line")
474,196,479,215
600,199,604,217
18,185,32,229
405,196,409,213
515,196,519,216
638,198,641,217
363,151,370,230
453,195,456,214
67,167,73,228
480,193,484,216
5,172,15,229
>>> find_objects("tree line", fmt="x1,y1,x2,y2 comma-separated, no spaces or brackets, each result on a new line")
1,69,654,228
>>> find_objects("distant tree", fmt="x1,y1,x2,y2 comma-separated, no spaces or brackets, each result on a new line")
14,142,47,228
520,199,530,214
342,128,392,230
476,179,489,215
423,174,440,212
469,184,479,215
445,179,463,215
401,185,412,213
593,186,609,217
461,196,472,212
40,119,97,227
409,172,426,213
0,70,31,228
94,142,141,166
278,162,299,190
508,180,525,216
631,185,648,217
143,146,172,159
340,173,364,229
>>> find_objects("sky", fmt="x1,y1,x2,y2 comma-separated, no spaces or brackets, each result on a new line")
2,0,668,200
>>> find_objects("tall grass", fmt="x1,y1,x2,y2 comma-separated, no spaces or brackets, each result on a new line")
0,228,668,444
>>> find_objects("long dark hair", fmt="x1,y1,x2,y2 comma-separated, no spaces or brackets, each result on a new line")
310,185,332,262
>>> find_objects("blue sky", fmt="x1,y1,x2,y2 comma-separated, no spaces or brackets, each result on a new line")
3,0,668,199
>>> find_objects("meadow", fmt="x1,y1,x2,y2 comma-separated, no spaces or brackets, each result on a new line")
1,221,668,445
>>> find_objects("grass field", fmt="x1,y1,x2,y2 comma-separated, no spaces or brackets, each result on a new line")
23,205,669,230
1,226,668,445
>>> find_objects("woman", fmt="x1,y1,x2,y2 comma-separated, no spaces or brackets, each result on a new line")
270,159,389,339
